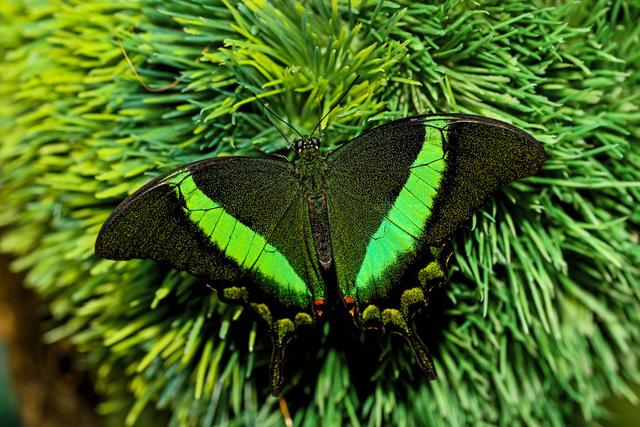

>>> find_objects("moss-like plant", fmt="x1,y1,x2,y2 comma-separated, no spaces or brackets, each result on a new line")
1,1,639,426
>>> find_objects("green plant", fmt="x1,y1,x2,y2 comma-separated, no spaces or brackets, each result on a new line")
1,1,639,426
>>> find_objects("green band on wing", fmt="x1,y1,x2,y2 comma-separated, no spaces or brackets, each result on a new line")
168,172,309,301
355,121,447,293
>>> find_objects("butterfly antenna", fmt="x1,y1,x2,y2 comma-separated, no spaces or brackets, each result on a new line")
260,108,292,148
317,99,323,141
253,94,305,139
312,75,360,137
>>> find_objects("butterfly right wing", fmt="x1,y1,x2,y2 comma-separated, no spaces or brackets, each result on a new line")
96,156,325,396
325,114,545,378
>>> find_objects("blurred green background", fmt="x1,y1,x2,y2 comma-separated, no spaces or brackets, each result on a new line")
0,343,20,427
1,1,639,426
0,257,640,427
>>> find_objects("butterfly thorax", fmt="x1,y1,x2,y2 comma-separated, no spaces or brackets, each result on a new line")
295,149,327,194
293,138,333,269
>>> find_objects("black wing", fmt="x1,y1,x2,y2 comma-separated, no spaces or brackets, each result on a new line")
96,156,326,395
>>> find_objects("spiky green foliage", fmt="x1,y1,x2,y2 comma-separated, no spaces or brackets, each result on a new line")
1,0,639,426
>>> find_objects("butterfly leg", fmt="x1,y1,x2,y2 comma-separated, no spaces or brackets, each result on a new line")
397,245,452,378
357,245,452,380
250,302,315,397
347,245,452,382
404,321,437,380
269,318,296,397
387,288,437,380
360,287,437,380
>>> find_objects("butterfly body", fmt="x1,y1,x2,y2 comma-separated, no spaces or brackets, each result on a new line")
293,137,334,270
96,114,545,396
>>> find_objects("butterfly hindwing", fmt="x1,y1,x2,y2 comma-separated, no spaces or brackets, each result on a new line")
326,114,545,377
95,157,325,395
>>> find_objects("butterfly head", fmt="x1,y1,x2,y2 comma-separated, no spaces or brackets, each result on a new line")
293,136,321,154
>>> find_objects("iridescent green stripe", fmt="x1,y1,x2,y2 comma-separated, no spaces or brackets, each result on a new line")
168,172,309,298
355,121,447,292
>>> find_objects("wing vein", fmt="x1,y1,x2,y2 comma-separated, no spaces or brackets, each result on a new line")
329,183,421,240
410,168,441,192
247,189,301,275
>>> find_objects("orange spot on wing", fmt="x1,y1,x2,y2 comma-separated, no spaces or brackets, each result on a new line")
314,298,325,317
344,296,356,317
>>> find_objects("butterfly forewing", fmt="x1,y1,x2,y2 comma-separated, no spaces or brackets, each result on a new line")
327,114,544,308
326,117,441,305
97,156,326,313
423,116,546,243
95,156,326,395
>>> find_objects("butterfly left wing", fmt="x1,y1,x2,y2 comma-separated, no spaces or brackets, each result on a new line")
325,114,545,378
95,157,325,396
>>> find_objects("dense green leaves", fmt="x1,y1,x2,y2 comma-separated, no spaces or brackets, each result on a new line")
1,1,639,426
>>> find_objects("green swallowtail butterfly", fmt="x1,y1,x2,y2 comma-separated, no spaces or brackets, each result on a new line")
96,110,545,396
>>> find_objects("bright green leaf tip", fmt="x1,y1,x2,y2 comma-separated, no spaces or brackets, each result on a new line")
1,1,639,426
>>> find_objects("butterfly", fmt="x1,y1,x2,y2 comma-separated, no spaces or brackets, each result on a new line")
95,109,545,396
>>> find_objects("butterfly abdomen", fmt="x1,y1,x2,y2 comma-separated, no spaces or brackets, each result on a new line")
294,146,334,270
308,194,333,270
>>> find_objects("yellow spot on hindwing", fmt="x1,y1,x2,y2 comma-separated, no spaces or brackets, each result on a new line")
169,172,309,302
356,121,447,294
275,318,296,343
362,304,382,324
400,288,426,315
294,312,313,326
418,261,446,287
251,303,272,325
222,286,249,303
381,308,407,331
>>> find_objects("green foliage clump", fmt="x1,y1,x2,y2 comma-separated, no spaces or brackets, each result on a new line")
1,1,639,426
